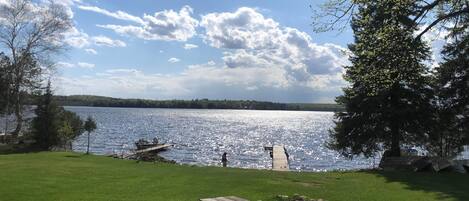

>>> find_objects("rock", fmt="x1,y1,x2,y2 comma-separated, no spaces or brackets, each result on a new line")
411,157,432,172
379,156,425,171
430,157,453,172
453,160,469,173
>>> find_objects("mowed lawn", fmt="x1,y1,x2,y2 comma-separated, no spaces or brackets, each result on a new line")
0,152,468,201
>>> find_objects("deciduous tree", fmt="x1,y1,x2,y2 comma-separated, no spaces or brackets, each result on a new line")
0,0,71,136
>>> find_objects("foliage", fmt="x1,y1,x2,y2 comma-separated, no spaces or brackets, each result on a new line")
84,116,97,134
0,53,11,115
32,82,84,150
328,0,434,158
0,0,72,135
57,121,74,150
54,95,345,112
430,11,469,157
84,116,97,154
32,82,61,150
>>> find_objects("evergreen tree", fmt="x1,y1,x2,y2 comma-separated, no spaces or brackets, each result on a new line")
32,81,61,150
329,0,434,158
432,14,469,157
32,81,85,150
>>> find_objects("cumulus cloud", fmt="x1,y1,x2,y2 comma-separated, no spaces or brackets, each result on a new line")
96,5,198,41
200,7,348,85
92,35,127,47
201,7,281,49
168,57,180,63
183,43,198,50
57,7,349,103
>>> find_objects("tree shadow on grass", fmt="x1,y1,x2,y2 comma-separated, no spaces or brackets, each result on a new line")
371,170,469,201
64,154,83,158
0,143,44,155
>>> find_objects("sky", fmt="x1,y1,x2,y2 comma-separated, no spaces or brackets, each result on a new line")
1,0,445,103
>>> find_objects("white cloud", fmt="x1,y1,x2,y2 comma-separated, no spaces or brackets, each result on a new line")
183,43,198,50
78,5,144,24
200,7,349,85
92,35,127,47
201,7,281,49
77,62,95,69
56,65,342,102
0,0,10,6
85,48,98,55
56,7,349,103
57,61,95,69
57,62,75,68
63,28,126,49
63,27,91,48
416,24,450,69
97,5,198,41
168,57,180,63
50,0,81,18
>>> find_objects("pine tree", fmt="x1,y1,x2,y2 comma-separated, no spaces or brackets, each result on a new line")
432,15,469,157
329,0,434,158
32,81,61,150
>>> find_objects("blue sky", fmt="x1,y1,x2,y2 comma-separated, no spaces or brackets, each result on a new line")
52,0,356,103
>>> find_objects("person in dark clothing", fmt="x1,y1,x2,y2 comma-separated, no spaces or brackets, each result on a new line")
222,152,228,167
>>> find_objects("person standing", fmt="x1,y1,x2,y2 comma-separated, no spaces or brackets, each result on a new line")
222,152,228,167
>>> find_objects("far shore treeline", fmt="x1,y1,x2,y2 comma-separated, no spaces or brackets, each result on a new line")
51,95,345,112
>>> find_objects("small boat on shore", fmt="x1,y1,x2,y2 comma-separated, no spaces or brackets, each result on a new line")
135,138,165,150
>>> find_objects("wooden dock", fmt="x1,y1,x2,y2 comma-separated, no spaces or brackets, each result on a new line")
135,144,172,154
272,145,289,171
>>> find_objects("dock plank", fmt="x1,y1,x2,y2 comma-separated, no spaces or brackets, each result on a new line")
272,145,289,171
134,144,172,154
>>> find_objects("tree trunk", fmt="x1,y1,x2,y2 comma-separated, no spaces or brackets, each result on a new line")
389,85,401,157
390,121,401,157
13,98,23,136
12,64,22,137
87,132,90,154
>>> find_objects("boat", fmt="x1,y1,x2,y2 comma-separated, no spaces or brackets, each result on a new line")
135,138,165,150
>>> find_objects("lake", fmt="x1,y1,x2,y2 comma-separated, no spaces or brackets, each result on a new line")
67,106,377,171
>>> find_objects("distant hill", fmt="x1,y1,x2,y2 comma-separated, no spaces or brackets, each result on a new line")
53,95,345,112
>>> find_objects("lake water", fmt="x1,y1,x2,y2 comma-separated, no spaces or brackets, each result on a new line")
67,106,378,171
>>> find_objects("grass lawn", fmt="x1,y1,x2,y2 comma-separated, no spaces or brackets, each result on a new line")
0,152,468,201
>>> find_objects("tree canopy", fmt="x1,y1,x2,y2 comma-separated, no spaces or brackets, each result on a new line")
328,0,434,158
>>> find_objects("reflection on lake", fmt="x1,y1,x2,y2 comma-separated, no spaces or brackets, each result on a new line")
68,106,377,171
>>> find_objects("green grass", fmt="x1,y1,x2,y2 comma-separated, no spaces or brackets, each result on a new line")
0,152,468,201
